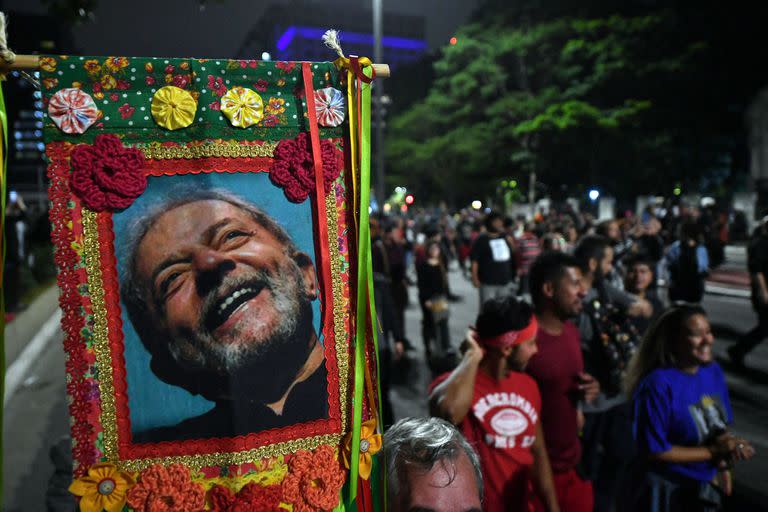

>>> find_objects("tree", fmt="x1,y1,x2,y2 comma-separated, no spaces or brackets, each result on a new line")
385,3,764,206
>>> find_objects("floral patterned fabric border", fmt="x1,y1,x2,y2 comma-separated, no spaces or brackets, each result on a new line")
42,55,368,512
40,55,344,142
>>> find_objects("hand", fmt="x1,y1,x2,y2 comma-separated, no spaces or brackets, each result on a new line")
425,300,433,309
576,409,585,433
577,372,600,403
459,329,484,364
393,341,405,361
628,298,653,318
709,433,739,462
732,437,756,462
471,278,480,288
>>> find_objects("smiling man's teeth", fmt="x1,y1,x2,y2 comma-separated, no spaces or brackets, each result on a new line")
218,287,254,313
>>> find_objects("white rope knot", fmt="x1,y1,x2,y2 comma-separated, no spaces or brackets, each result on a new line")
322,29,346,60
0,12,17,64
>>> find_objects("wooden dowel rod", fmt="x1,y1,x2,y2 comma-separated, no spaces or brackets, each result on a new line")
0,54,391,77
0,54,40,70
372,63,390,78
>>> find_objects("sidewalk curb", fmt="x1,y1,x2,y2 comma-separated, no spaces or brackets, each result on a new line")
4,309,62,406
706,283,751,299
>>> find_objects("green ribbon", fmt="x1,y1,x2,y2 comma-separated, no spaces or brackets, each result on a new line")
0,81,8,508
348,66,374,505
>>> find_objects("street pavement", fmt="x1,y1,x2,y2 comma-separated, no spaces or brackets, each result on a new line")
4,247,768,510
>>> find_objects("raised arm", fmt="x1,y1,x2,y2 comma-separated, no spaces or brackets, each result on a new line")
429,331,483,424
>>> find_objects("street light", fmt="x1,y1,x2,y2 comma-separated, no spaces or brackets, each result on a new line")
588,189,600,202
471,200,482,210
261,52,272,61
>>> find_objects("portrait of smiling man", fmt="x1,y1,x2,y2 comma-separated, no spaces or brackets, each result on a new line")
120,186,329,443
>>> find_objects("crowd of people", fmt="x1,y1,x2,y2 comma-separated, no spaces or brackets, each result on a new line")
374,203,759,512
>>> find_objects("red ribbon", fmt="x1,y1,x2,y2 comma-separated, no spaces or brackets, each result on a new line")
349,55,376,84
301,62,334,335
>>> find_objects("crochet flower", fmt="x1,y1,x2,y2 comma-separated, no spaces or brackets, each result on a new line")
342,418,383,480
220,86,264,128
282,445,345,512
314,87,345,127
48,88,99,134
269,133,343,203
151,85,197,130
68,462,136,512
70,134,147,211
126,464,206,512
208,483,282,512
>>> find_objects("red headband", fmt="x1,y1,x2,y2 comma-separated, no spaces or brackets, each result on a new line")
479,316,538,349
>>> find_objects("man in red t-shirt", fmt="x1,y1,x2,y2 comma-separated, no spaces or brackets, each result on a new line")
526,251,600,512
429,296,559,512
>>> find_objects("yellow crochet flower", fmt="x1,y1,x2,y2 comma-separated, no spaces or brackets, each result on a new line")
220,86,264,128
151,86,197,130
69,463,136,512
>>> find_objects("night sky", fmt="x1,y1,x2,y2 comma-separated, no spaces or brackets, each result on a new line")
2,0,480,57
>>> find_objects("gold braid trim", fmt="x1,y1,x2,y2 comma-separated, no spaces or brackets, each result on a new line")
140,141,278,160
118,434,342,472
325,189,350,433
82,209,120,462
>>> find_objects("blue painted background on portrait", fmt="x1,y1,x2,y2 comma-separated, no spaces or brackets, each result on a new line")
111,172,322,435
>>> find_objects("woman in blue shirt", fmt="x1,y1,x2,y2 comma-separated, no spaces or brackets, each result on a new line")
624,304,755,511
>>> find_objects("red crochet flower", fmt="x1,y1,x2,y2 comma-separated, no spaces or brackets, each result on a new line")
69,134,146,212
126,464,205,512
281,445,345,512
208,483,282,512
269,133,342,203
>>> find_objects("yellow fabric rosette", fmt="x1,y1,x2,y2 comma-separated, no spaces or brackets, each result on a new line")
342,418,382,480
151,85,197,130
220,86,264,128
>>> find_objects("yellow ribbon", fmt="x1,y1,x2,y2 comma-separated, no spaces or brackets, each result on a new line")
150,86,197,130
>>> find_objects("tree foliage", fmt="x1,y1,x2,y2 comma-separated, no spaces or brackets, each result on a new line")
385,4,757,205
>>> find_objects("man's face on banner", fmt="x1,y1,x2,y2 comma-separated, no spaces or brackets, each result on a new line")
135,199,317,374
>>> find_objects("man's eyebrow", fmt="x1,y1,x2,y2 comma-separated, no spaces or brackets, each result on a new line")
201,217,236,245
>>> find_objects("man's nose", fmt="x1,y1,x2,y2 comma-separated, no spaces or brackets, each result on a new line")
192,248,235,293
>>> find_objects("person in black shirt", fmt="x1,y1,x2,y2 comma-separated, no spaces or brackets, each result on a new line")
417,241,451,363
469,212,517,307
122,189,328,442
729,218,768,367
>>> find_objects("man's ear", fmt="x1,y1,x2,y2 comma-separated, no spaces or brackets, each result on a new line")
588,257,598,274
542,281,555,300
294,252,318,300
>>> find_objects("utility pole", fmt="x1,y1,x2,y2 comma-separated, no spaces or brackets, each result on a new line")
372,0,385,208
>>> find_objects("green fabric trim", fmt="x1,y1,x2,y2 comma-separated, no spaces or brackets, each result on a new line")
41,56,343,143
348,67,373,505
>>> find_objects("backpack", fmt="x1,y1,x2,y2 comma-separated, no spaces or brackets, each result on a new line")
669,244,705,303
